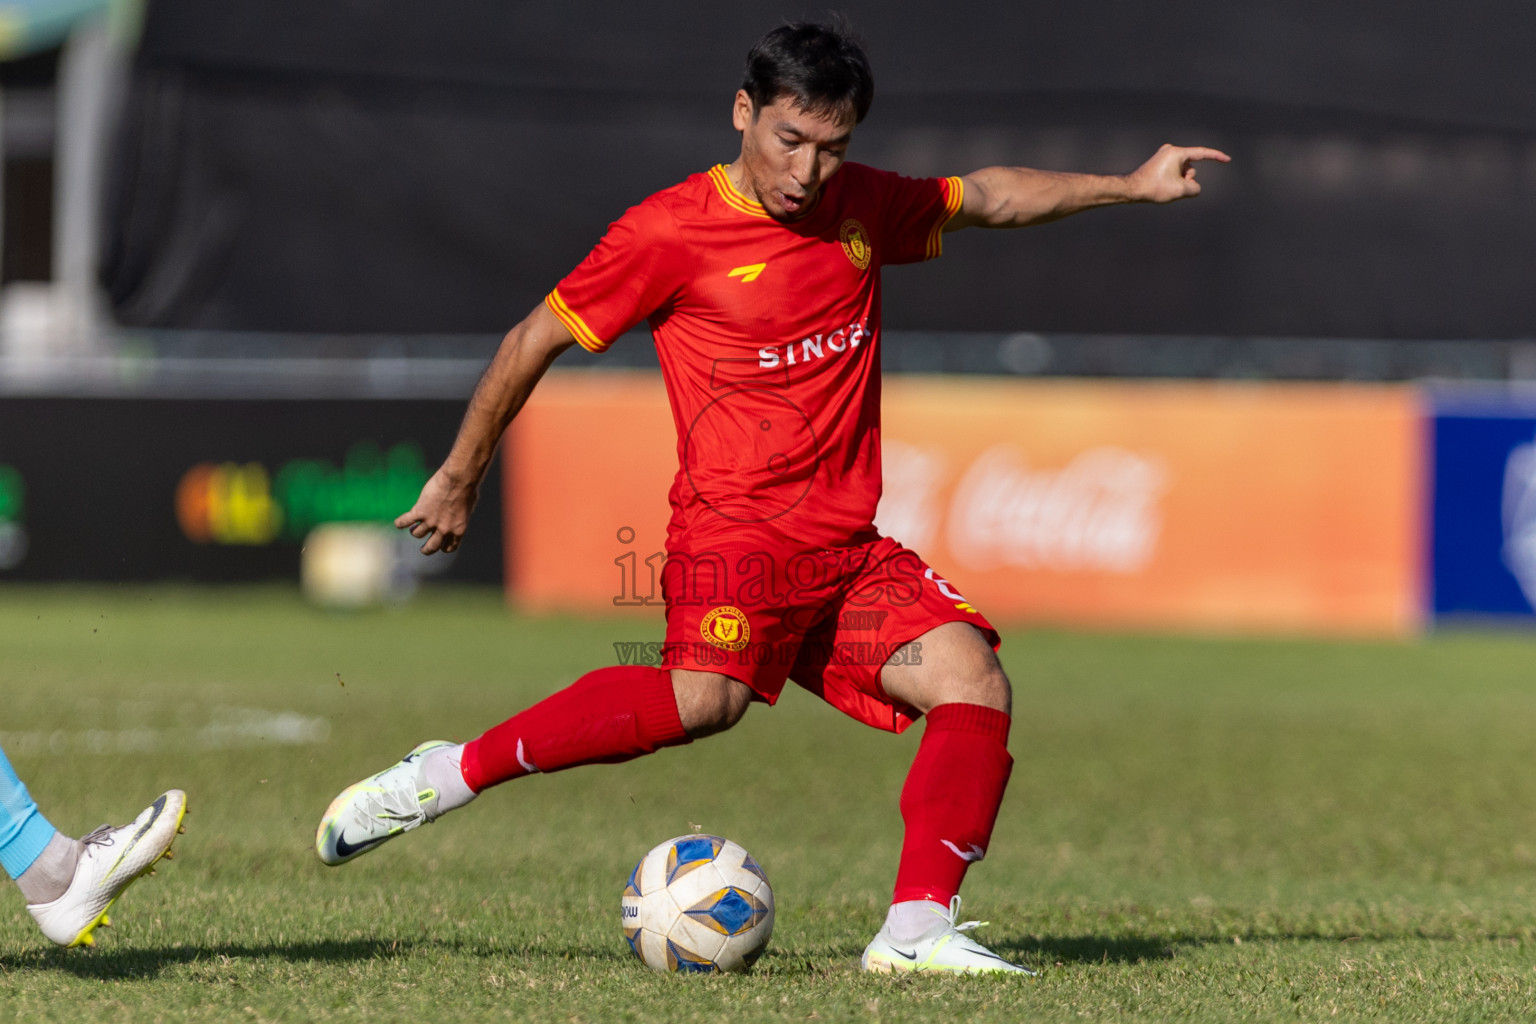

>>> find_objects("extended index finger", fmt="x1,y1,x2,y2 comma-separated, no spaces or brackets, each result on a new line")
1180,147,1231,164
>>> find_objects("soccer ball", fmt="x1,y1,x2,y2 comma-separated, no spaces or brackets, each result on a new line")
621,834,774,973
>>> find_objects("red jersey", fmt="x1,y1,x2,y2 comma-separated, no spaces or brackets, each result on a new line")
545,162,963,551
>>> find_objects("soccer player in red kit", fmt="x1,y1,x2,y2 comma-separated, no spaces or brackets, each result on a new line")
316,22,1227,974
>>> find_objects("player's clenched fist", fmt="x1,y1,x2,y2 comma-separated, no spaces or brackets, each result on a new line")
395,468,479,554
1127,143,1231,203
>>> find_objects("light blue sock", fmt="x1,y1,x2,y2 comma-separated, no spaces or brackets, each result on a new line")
0,744,59,880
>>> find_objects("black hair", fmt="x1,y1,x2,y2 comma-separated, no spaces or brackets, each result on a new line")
741,20,874,124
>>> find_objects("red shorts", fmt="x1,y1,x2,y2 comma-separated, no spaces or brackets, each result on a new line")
660,534,999,733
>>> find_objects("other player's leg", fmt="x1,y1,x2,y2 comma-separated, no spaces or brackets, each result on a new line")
315,666,750,864
2,744,186,947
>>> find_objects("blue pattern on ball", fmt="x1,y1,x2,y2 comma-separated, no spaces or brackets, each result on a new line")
666,938,717,973
740,853,769,882
672,836,719,867
704,888,755,935
667,835,724,884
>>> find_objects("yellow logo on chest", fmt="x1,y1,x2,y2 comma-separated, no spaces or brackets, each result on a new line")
728,263,767,283
839,219,872,270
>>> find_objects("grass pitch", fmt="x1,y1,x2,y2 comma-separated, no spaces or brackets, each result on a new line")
3,585,1536,1022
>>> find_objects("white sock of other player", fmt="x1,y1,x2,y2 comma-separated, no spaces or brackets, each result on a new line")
883,899,951,942
420,744,477,816
15,833,82,906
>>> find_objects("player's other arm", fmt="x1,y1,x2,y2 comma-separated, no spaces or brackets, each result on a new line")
396,302,577,554
946,144,1231,231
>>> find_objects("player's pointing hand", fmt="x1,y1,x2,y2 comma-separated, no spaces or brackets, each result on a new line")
1127,143,1231,203
394,467,478,555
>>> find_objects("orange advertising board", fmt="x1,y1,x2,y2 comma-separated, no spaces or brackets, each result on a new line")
504,373,677,615
505,373,1424,634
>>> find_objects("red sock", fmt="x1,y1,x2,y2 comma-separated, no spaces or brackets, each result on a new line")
892,703,1013,905
459,665,690,792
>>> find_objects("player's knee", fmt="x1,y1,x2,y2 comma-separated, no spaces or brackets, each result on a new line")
948,629,1012,714
973,660,1013,716
884,622,1013,715
927,660,1011,716
671,670,752,738
892,658,1012,716
953,633,1013,711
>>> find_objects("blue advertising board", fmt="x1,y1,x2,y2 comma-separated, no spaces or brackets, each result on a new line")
1431,391,1536,621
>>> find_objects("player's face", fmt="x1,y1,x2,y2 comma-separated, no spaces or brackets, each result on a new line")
731,91,855,222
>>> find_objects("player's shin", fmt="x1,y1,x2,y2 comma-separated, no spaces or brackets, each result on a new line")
460,665,691,792
891,702,1013,909
0,748,68,899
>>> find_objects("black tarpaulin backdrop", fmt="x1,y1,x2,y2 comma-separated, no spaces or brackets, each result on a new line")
103,1,1536,338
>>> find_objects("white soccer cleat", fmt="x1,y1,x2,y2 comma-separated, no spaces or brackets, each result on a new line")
315,740,453,865
27,789,188,948
861,897,1035,975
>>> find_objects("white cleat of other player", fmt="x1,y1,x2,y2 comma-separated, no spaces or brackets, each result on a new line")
28,789,189,948
315,740,453,865
862,897,1035,975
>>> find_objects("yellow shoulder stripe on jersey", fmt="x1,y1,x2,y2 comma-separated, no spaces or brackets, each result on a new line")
924,176,965,261
545,289,608,353
708,165,773,220
728,263,767,282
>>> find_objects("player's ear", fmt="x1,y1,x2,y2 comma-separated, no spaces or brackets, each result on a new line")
732,90,756,132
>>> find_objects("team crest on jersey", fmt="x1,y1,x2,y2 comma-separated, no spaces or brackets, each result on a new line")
839,219,872,270
700,606,750,651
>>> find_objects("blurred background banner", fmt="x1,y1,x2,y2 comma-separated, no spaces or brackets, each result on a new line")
504,374,1424,635
504,373,674,615
1430,390,1536,623
0,397,501,581
103,0,1536,338
878,379,1423,634
0,2,1531,631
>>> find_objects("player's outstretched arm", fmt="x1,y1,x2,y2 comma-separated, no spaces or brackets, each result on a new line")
946,143,1231,231
396,302,577,554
